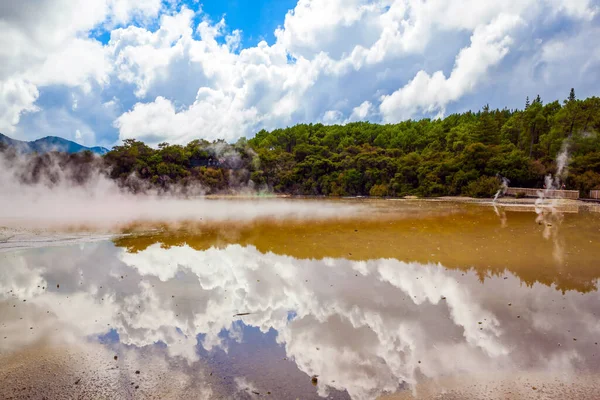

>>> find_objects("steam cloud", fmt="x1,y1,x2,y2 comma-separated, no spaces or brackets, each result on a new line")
493,176,510,203
533,139,571,264
0,151,360,232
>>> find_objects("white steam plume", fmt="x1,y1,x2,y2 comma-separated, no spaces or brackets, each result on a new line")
533,139,571,265
0,151,360,232
493,176,510,203
555,140,570,185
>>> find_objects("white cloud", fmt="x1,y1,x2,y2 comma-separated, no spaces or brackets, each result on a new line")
29,38,111,91
380,14,523,121
0,0,599,143
275,0,383,60
321,110,344,125
320,101,374,125
110,8,201,99
537,25,600,87
348,101,374,122
0,0,163,133
0,79,39,133
110,0,598,145
115,92,260,145
108,0,163,26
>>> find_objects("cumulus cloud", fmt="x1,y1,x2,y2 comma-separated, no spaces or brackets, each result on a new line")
115,92,260,145
0,0,163,134
347,101,375,122
0,0,599,144
380,14,523,121
0,79,39,133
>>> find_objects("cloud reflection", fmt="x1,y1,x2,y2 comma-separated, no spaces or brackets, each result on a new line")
1,243,600,399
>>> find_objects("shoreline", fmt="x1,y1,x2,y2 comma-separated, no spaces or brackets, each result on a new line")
205,193,597,205
0,227,124,252
1,197,597,251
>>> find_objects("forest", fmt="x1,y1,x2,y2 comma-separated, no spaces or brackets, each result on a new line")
3,90,600,198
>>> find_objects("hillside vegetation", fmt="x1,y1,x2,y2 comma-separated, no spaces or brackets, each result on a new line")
3,91,600,198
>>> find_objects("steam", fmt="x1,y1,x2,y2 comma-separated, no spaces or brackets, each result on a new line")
540,140,570,199
536,139,571,208
0,151,360,232
555,140,570,185
493,176,510,203
534,140,571,265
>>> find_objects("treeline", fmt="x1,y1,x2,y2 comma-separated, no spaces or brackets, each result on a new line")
3,91,600,197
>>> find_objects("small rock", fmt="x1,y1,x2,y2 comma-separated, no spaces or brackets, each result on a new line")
311,375,318,386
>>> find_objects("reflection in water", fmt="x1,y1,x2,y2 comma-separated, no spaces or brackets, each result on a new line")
492,203,507,228
533,199,569,265
2,229,600,399
114,203,600,293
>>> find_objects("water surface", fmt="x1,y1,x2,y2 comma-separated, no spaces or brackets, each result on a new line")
1,200,600,399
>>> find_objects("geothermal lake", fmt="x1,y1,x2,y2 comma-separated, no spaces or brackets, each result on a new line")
1,199,600,399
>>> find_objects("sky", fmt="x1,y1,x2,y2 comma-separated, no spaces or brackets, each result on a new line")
1,0,599,148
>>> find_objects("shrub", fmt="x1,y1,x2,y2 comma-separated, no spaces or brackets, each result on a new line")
369,184,389,197
463,176,501,198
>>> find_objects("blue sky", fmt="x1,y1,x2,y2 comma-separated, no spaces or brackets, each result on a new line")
198,0,297,46
1,0,600,148
92,0,299,47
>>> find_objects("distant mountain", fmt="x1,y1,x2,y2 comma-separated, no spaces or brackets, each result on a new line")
0,133,109,155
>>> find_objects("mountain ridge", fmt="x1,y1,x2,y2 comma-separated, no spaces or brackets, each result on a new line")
0,133,109,155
